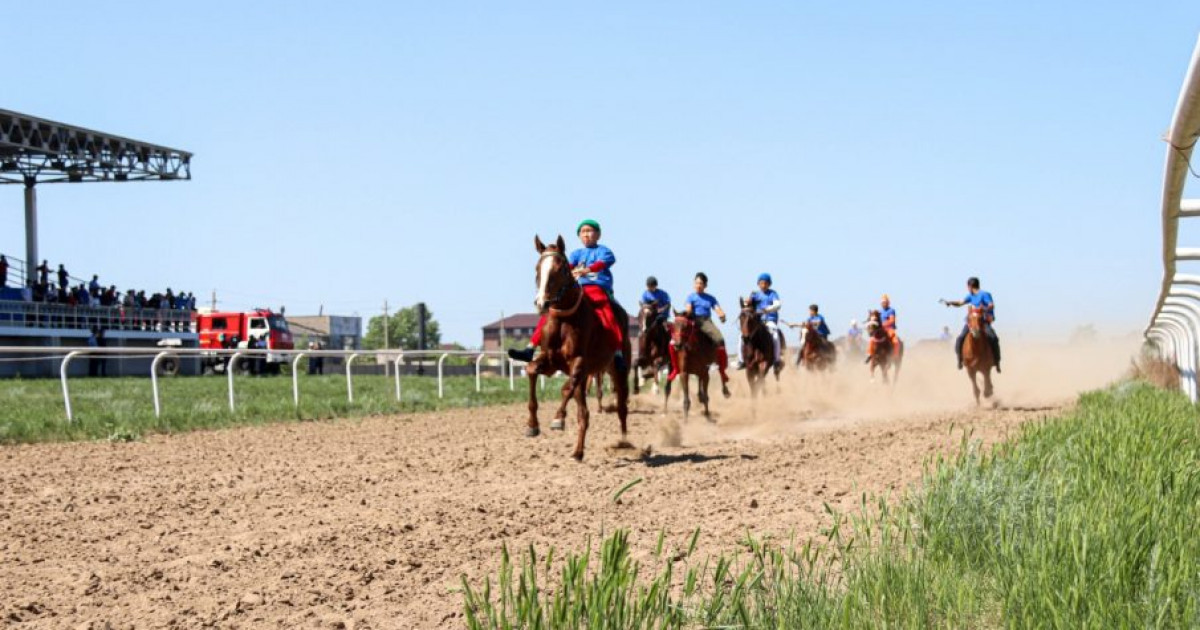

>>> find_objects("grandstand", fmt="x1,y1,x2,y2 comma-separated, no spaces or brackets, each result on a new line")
1,109,194,376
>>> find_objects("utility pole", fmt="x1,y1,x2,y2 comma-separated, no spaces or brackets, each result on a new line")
383,300,390,378
211,289,217,310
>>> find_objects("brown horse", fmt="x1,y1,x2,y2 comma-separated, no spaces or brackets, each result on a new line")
634,301,673,406
524,235,632,460
738,297,783,398
963,305,995,405
670,312,724,420
799,320,837,372
865,310,903,384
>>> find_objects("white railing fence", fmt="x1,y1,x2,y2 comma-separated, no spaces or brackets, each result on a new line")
0,347,530,422
1147,34,1200,401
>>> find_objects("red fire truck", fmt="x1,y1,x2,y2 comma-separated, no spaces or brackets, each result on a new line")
195,308,294,374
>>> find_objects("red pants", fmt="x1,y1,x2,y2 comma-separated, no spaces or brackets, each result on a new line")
531,285,622,351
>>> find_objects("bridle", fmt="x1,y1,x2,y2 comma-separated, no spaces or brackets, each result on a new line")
538,250,584,317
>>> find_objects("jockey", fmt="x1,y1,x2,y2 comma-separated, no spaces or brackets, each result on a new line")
508,219,626,370
681,272,732,395
847,319,861,343
807,304,831,339
739,273,782,369
866,294,901,362
943,276,1001,373
640,276,671,325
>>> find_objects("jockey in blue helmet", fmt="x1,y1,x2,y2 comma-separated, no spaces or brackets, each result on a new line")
738,272,783,369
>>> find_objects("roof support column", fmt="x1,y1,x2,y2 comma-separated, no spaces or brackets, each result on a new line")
24,178,37,287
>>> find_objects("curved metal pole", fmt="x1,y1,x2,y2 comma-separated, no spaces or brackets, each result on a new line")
1157,314,1194,398
1157,320,1188,392
346,353,359,402
1162,306,1199,397
394,353,404,402
437,353,449,399
475,353,486,392
509,359,516,391
150,351,175,418
60,350,81,423
291,352,307,407
227,351,243,412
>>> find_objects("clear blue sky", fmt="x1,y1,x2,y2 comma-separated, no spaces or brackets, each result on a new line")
4,2,1198,346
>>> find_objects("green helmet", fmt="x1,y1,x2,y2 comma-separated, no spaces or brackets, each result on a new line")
577,219,601,235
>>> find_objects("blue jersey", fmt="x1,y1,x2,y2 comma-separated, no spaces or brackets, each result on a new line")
568,244,616,291
686,292,720,318
964,291,995,320
808,314,830,337
750,289,781,322
641,288,670,308
880,307,897,330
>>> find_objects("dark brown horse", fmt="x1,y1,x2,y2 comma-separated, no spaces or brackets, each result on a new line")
865,310,903,384
963,306,995,405
799,320,837,372
634,301,673,406
738,297,783,398
524,235,632,460
670,312,722,420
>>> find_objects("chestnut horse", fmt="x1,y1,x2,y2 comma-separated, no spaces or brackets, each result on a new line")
865,310,903,384
963,305,995,405
800,320,837,372
670,312,723,420
524,235,632,460
738,296,783,398
635,301,673,405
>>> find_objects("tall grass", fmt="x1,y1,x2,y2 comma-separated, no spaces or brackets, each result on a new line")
0,374,564,444
464,382,1200,628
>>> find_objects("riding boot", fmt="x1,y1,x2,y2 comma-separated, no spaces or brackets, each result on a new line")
507,345,537,363
613,351,627,373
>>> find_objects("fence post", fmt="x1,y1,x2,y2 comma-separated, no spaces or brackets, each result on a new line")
438,353,449,399
509,359,516,391
475,353,488,392
59,351,81,423
346,353,359,402
291,352,307,407
394,353,404,402
227,351,242,412
150,351,174,418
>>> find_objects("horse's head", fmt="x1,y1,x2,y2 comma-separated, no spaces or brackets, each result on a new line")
671,309,694,349
738,296,760,336
967,306,985,338
533,235,572,313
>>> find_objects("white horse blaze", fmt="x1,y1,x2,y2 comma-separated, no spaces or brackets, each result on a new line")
535,255,555,310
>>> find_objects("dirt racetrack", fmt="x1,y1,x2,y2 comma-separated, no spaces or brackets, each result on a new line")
0,341,1133,628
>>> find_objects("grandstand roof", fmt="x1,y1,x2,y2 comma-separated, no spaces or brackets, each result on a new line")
0,108,191,185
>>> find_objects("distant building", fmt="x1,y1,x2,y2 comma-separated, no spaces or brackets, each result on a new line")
481,312,641,351
287,315,362,350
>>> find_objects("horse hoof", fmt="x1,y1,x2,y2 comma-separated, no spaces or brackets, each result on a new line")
550,420,565,431
526,426,540,438
572,451,584,462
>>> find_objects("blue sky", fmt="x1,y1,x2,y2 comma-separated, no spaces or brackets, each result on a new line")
4,2,1198,346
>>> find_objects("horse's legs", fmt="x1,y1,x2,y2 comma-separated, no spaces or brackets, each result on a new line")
983,369,994,399
525,373,540,437
571,366,591,461
681,373,691,420
594,373,604,411
700,372,713,421
968,368,981,406
551,379,571,430
614,364,631,445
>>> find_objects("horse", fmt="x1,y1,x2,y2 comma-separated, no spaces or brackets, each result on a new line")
523,235,632,461
865,310,903,384
963,305,996,405
634,301,673,407
738,297,783,398
670,312,723,420
799,320,837,372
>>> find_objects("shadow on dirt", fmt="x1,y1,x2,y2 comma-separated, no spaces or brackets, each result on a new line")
636,452,758,468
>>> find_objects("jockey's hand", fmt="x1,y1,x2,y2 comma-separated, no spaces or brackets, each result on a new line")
571,267,589,279
719,315,726,324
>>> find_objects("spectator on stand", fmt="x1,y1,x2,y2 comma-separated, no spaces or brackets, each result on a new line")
89,275,101,298
0,254,7,287
37,260,49,289
57,264,68,291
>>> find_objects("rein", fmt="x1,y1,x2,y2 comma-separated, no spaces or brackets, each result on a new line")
538,249,584,317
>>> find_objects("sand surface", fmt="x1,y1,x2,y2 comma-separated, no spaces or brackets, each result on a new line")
0,341,1132,628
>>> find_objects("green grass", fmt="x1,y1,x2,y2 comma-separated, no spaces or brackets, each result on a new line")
463,381,1200,628
0,373,565,444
